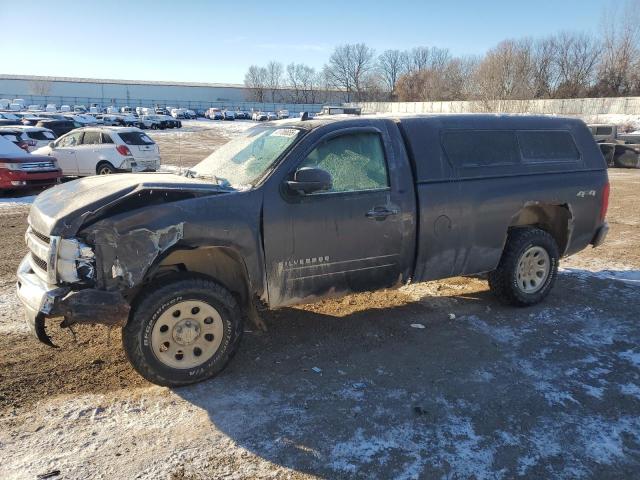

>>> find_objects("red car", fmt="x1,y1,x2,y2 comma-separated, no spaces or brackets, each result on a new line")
0,135,62,191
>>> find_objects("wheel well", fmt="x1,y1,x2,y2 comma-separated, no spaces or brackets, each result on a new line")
508,204,572,255
96,160,114,173
149,247,251,305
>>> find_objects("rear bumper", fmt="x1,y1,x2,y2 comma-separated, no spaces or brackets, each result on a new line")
0,169,62,189
591,221,609,248
16,254,130,346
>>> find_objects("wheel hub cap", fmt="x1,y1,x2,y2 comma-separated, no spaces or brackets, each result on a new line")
151,300,224,369
516,246,551,294
172,319,201,345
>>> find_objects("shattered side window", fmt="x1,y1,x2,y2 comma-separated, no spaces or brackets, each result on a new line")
300,132,389,193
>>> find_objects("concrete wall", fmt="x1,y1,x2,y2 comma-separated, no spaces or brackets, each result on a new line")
350,97,640,116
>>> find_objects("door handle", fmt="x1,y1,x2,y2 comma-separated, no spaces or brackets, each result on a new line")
366,206,398,220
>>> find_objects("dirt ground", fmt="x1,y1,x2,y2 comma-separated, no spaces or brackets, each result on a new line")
0,120,639,479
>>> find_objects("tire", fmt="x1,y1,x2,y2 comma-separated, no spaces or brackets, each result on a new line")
151,124,158,130
96,162,115,175
123,276,243,387
488,227,559,306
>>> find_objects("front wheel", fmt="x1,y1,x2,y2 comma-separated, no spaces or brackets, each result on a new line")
123,276,243,386
488,227,559,306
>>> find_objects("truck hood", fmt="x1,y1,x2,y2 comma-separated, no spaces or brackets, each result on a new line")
29,172,228,237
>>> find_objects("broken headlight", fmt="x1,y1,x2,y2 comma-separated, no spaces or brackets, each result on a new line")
57,238,95,283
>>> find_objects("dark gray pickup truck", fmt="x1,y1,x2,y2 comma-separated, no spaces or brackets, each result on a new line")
17,114,610,386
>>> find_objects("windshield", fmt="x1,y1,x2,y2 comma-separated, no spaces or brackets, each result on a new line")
188,126,302,188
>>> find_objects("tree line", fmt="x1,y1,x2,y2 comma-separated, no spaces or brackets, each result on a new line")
244,1,640,104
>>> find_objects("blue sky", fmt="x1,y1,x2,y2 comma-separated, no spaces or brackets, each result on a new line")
1,0,607,84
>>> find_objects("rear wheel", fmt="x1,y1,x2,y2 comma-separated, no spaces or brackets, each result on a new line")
96,162,115,175
122,276,243,386
488,227,559,306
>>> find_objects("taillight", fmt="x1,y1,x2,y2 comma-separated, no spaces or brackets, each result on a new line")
116,145,132,156
600,181,610,222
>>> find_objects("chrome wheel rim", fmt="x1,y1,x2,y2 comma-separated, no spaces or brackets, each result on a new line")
98,166,112,175
151,300,224,369
516,246,550,293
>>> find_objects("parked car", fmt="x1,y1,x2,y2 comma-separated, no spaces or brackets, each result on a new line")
96,114,120,126
64,114,98,126
138,115,166,130
60,105,71,112
73,105,87,113
266,112,277,121
0,112,21,125
35,119,79,137
277,109,290,119
157,115,181,128
0,126,57,152
32,127,161,176
0,128,31,151
0,135,61,191
14,114,610,387
45,104,58,112
120,106,133,114
206,108,223,120
21,116,49,126
252,111,267,121
222,110,235,121
113,114,138,127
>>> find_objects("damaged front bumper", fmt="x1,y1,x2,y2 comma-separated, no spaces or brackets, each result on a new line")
16,255,130,347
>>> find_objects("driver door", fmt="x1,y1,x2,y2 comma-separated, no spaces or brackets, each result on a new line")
262,127,416,307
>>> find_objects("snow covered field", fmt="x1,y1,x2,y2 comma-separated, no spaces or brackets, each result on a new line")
0,118,639,479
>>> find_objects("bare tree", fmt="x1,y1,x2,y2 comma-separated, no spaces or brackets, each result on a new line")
554,32,600,97
474,39,536,103
595,0,640,96
377,49,406,98
324,43,376,101
244,65,267,102
265,61,283,103
531,36,558,98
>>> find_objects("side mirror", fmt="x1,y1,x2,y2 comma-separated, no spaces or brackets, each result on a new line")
48,141,55,149
286,167,332,195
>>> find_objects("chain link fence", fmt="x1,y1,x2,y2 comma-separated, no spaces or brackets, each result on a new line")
0,93,324,115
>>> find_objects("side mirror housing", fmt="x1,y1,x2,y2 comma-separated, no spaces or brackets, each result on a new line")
286,167,332,195
48,141,55,149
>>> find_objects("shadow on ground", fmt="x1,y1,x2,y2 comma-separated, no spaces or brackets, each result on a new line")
173,273,640,478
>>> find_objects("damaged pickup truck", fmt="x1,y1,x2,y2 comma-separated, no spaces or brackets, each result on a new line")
17,114,610,386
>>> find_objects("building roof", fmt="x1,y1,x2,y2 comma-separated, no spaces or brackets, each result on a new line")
0,74,246,90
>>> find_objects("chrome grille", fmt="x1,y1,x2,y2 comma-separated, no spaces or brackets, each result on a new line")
31,252,47,271
26,226,59,283
20,161,57,171
31,228,50,244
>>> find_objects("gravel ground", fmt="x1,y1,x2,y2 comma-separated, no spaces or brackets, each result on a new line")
0,120,639,479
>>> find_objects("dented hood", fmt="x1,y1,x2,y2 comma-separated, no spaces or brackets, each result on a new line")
29,173,225,236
